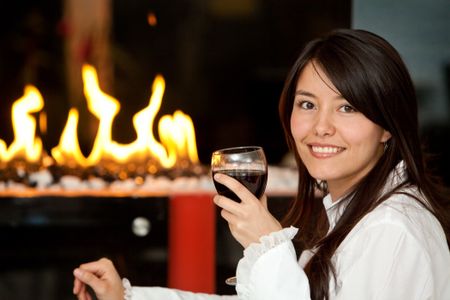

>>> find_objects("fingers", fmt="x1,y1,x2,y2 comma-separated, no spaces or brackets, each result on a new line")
73,276,91,300
213,194,241,214
219,206,240,224
213,173,257,203
73,277,81,294
73,258,112,296
261,194,268,208
78,257,113,276
74,268,102,289
73,258,124,300
213,173,269,220
73,277,90,300
77,289,92,300
73,277,88,296
86,292,93,300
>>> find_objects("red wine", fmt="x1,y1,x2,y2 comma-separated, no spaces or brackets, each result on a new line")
212,169,267,202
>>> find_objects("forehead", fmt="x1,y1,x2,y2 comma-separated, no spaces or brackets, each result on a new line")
296,61,340,96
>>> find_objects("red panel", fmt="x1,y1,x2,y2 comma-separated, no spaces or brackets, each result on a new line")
168,193,216,293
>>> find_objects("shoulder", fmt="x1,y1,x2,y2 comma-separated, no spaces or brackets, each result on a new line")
355,186,446,250
368,186,433,228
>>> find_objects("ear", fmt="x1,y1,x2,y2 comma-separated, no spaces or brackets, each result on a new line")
381,130,392,143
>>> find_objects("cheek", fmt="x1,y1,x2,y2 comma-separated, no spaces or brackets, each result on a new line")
345,125,384,154
290,113,308,141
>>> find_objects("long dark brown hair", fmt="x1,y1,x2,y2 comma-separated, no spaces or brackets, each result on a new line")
278,28,450,299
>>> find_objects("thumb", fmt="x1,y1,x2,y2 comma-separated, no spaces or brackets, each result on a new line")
74,268,102,289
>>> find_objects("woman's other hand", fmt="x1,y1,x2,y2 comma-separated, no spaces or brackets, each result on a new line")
213,173,282,248
73,257,124,300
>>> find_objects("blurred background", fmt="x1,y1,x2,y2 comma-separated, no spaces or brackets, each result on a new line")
0,0,448,299
1,0,449,173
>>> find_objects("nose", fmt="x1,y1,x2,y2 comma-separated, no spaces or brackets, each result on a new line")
314,110,335,137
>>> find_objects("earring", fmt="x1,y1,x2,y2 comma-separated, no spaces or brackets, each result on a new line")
384,141,389,152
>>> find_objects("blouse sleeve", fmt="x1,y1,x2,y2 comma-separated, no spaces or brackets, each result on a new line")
124,227,305,300
129,286,238,300
235,226,311,300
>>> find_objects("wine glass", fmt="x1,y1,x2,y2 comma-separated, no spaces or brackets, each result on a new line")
211,146,268,286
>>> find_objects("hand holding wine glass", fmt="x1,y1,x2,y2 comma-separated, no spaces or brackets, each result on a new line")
211,146,279,286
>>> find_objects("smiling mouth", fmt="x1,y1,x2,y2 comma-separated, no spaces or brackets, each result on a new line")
310,145,345,154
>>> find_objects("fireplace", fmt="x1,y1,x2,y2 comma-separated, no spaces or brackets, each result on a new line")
0,62,224,298
0,1,352,299
0,62,299,298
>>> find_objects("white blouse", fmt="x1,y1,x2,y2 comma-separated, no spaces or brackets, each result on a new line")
128,163,450,299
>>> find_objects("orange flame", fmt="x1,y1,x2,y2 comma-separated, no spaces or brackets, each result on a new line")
0,85,44,163
1,64,199,170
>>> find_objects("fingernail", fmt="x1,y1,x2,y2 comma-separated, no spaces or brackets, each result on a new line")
74,268,82,277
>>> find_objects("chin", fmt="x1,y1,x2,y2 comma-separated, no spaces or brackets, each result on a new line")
306,170,328,181
311,168,343,182
312,175,330,182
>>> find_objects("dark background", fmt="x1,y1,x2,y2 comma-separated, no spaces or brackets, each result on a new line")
0,1,352,299
0,0,351,166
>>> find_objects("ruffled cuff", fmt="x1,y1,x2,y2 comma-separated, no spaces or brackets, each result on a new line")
236,226,299,297
122,278,132,300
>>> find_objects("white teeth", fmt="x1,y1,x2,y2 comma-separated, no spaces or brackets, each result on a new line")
311,146,341,154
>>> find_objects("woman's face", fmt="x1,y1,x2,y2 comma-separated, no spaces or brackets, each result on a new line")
290,61,391,201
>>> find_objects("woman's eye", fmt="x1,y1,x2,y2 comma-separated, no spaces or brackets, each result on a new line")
298,100,315,110
339,104,357,113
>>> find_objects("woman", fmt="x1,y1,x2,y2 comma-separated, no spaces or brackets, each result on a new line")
73,28,450,300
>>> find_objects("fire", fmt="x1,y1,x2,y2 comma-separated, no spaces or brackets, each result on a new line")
1,64,199,171
0,85,44,163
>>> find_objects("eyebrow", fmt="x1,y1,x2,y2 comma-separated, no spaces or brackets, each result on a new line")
295,89,344,100
295,90,316,98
